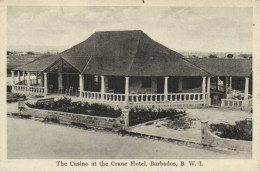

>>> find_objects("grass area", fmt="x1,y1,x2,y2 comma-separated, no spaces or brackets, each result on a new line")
161,114,197,130
129,107,185,126
210,119,252,141
26,97,122,118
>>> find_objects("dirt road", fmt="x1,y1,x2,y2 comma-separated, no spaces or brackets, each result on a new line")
7,117,251,159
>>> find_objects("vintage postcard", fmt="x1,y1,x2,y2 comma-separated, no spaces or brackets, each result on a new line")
0,0,259,171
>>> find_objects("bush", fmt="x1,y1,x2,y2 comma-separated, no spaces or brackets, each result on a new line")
26,97,121,118
7,93,26,101
129,107,185,126
210,119,252,141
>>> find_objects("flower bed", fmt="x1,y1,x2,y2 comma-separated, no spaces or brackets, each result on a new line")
26,97,121,118
210,119,252,141
129,107,185,126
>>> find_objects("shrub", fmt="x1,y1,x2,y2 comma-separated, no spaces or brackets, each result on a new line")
7,85,12,92
210,119,252,141
26,97,121,118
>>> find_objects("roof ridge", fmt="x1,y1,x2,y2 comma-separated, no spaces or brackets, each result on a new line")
81,55,94,74
60,57,81,73
180,56,211,76
81,32,99,74
95,30,143,33
126,30,143,76
42,56,63,72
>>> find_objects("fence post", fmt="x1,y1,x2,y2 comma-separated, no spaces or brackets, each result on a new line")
18,100,25,115
121,107,130,130
242,100,249,111
201,121,209,144
220,99,224,108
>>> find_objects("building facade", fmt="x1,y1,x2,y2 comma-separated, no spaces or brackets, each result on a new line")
11,31,252,111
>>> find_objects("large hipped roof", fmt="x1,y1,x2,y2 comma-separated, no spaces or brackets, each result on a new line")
13,30,251,77
14,30,209,76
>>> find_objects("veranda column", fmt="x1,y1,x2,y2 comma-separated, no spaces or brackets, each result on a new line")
229,76,232,89
207,76,211,105
217,76,220,91
27,72,31,87
242,77,250,111
225,77,229,93
164,77,168,102
17,71,20,83
44,72,48,96
11,71,15,91
207,77,211,94
40,72,44,87
79,74,84,98
244,77,249,101
125,77,129,104
202,76,206,100
58,72,62,93
23,71,26,85
100,76,105,100
36,72,38,85
104,76,108,93
27,72,31,95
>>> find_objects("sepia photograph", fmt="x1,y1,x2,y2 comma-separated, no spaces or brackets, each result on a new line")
5,6,254,159
1,1,259,170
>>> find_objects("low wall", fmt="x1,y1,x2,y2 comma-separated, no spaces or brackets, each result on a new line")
130,98,211,109
201,121,252,152
18,101,129,130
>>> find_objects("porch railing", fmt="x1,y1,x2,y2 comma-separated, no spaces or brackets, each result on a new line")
221,99,243,109
82,91,126,103
129,92,207,103
248,98,253,111
81,91,209,106
82,91,102,101
104,93,125,102
12,85,45,96
221,97,253,111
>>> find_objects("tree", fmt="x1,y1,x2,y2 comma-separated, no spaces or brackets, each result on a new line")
27,51,34,55
208,54,217,58
227,54,233,58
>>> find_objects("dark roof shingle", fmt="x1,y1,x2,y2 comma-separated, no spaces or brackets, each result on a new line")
186,58,252,77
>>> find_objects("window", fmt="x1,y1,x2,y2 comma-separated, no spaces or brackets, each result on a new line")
142,77,152,88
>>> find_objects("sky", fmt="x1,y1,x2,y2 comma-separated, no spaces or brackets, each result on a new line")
7,6,252,53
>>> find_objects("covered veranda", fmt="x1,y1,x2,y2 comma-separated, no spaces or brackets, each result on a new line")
11,57,212,109
187,58,253,111
11,58,81,97
11,71,212,109
11,58,252,110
